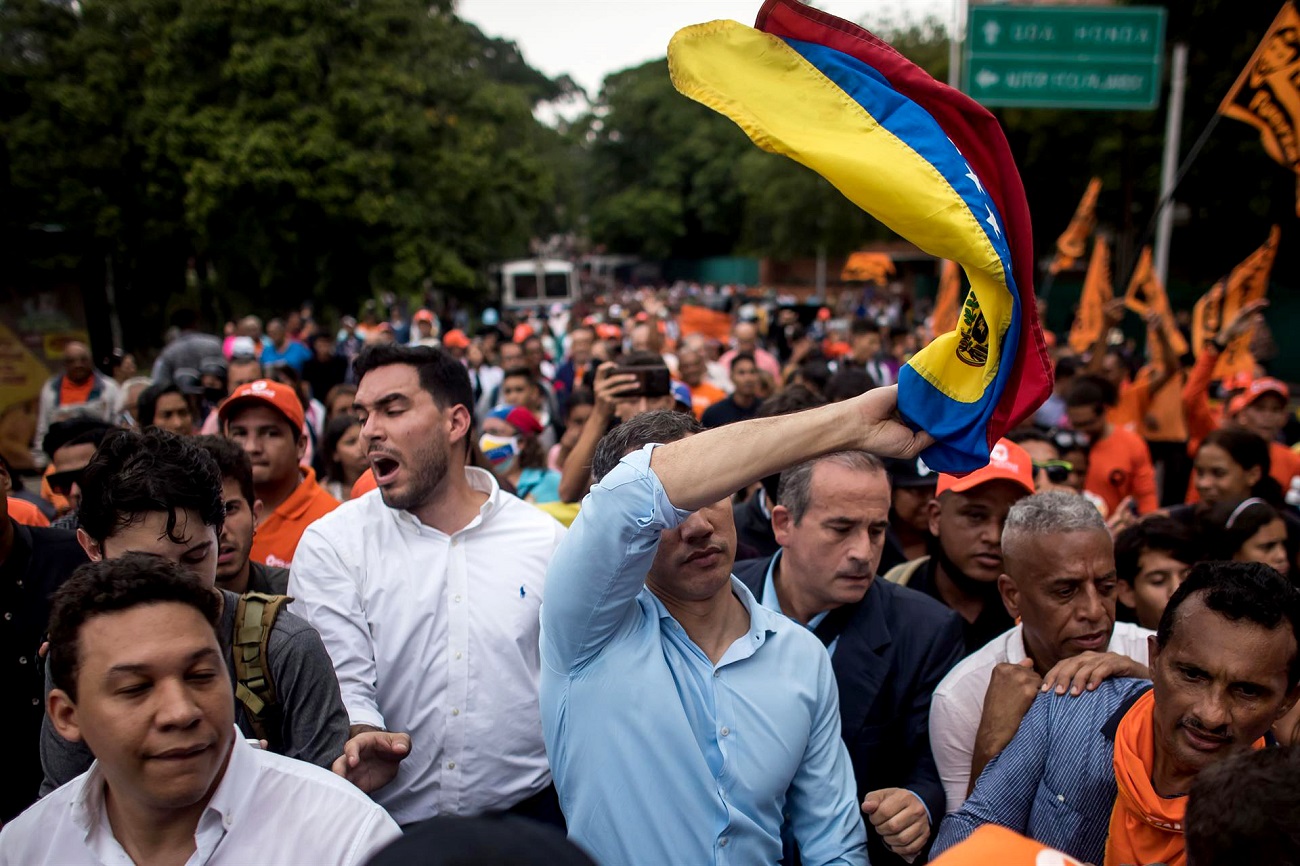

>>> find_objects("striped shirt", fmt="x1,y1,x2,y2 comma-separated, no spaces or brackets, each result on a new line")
931,677,1152,865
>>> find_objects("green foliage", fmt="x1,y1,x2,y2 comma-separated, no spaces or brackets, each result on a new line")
1,0,567,345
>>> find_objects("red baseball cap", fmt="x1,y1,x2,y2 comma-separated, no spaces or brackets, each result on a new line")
936,438,1035,497
1228,377,1289,416
443,329,470,349
218,379,306,432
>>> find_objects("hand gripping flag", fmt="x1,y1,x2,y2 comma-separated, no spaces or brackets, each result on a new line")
668,0,1051,472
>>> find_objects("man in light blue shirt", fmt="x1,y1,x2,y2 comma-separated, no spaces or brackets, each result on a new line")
540,388,933,866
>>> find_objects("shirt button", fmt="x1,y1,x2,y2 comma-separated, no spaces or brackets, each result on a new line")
18,656,28,665
753,634,761,641
713,670,720,678
1057,794,1065,802
452,708,460,716
31,697,40,706
3,612,11,620
223,814,234,827
454,652,463,660
720,837,729,848
720,727,730,737
447,761,456,770
454,594,462,603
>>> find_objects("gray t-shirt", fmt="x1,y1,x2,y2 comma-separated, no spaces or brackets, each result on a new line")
40,588,348,794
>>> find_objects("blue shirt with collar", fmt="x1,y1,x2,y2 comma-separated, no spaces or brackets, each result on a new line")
540,446,867,866
931,676,1153,865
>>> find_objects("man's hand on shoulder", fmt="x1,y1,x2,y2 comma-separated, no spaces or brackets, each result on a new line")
1040,651,1149,697
333,726,411,794
862,787,930,862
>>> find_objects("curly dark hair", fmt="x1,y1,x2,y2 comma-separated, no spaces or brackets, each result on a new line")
1157,560,1300,687
195,435,255,509
354,344,474,415
77,428,225,545
48,554,222,701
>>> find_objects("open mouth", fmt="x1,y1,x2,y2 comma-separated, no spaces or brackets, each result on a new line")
1071,632,1107,651
1181,726,1230,752
217,546,237,565
370,455,401,485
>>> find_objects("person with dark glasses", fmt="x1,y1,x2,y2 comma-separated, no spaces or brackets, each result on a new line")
1007,428,1079,494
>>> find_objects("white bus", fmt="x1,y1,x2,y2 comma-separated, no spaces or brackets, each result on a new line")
497,259,577,309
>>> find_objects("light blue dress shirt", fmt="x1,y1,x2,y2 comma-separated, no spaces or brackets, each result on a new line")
540,446,868,866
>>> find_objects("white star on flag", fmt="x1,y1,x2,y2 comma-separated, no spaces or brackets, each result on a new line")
985,205,1001,238
965,163,984,195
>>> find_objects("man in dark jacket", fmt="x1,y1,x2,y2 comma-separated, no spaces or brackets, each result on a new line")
734,450,965,865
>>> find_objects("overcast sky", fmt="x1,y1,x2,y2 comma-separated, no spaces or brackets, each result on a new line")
458,0,954,102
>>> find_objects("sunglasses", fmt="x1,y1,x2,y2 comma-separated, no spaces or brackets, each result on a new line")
47,468,85,496
1051,429,1090,452
1033,460,1074,484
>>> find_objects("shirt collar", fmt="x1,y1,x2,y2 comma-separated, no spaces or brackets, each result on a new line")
759,550,830,631
274,466,325,520
391,466,503,535
70,731,247,842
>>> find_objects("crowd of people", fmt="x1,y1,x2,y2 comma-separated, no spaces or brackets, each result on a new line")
3,285,1300,866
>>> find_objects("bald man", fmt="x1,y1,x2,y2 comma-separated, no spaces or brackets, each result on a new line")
719,322,782,379
32,342,120,470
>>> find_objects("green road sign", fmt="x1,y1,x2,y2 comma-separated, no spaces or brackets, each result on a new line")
965,5,1166,110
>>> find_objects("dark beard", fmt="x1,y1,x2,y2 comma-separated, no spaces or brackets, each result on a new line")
929,536,1004,601
379,439,449,513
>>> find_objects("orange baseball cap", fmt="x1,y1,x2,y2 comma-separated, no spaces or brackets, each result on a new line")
936,438,1034,497
218,379,306,432
442,329,470,349
1228,377,1289,416
413,309,435,324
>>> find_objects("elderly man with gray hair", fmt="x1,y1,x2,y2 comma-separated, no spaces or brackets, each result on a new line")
928,491,1154,814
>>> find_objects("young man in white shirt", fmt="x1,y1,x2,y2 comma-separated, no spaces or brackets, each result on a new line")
289,344,566,827
928,491,1152,814
3,555,399,866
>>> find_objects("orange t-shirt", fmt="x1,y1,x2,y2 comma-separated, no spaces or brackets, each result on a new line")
687,382,726,420
1086,426,1159,515
1143,372,1188,443
1270,441,1300,492
249,467,340,568
1107,378,1148,432
58,376,94,407
8,497,50,527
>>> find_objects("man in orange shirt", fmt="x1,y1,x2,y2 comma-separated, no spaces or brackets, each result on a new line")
1227,377,1300,494
1065,375,1159,515
31,342,119,470
675,349,725,420
219,379,338,568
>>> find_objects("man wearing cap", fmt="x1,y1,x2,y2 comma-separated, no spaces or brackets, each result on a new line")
884,439,1034,656
220,379,339,568
882,456,938,572
1229,377,1300,494
410,310,441,348
733,451,964,865
442,329,471,361
928,492,1152,814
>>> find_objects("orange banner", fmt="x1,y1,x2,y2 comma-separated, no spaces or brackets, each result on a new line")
1191,280,1226,354
1049,177,1102,274
677,304,733,342
932,259,962,336
1124,246,1189,359
1068,235,1113,354
1219,2,1300,215
840,251,896,285
1214,225,1280,381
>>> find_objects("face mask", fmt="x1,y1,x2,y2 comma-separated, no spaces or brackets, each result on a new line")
480,434,519,472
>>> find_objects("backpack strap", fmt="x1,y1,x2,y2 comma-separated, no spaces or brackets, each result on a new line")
232,592,292,747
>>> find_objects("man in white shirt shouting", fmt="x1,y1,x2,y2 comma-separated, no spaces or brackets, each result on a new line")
290,345,565,827
2,554,399,866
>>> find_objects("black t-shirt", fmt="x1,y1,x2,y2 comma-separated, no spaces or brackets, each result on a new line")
2,522,88,821
906,557,1014,656
701,395,762,429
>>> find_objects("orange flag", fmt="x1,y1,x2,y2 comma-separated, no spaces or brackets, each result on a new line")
1124,246,1189,358
1191,280,1226,354
1219,3,1300,216
1049,177,1102,274
1214,225,1280,381
1068,235,1113,354
841,251,896,284
932,259,962,336
678,304,733,342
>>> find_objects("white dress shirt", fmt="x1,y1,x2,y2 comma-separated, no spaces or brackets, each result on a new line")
0,733,400,866
289,468,565,825
929,621,1153,814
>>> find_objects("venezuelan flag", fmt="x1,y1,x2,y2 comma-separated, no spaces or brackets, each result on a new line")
668,0,1052,473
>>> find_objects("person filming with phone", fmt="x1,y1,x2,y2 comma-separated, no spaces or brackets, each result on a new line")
556,353,676,503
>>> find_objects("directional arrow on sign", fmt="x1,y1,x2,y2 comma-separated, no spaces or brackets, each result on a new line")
982,20,1001,46
975,68,1000,89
